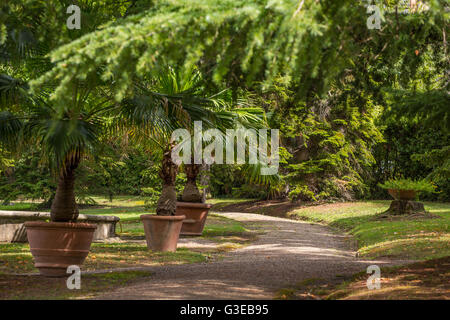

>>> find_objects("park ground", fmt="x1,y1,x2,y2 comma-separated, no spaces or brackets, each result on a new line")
0,197,449,299
215,199,449,299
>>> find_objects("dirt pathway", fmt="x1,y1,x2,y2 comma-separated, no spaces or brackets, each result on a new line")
95,212,410,300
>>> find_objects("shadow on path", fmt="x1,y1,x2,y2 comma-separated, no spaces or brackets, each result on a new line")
95,212,413,300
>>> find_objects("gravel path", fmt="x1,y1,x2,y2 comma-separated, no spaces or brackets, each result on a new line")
96,212,410,300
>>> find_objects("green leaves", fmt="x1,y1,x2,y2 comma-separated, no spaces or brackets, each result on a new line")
378,178,437,193
0,74,29,108
0,110,23,148
30,0,374,104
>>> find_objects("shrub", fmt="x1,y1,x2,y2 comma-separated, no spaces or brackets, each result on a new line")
289,185,317,202
378,178,436,193
142,187,160,208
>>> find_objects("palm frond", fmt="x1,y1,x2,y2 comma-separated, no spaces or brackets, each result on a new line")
0,74,29,107
0,110,23,148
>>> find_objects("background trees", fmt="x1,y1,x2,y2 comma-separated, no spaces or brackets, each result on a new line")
0,0,448,204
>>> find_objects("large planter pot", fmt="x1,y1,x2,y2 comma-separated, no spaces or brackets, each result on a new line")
388,189,416,201
175,202,212,236
140,215,185,252
24,221,97,277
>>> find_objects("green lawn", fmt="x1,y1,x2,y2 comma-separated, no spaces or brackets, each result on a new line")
288,201,450,260
4,196,448,261
0,203,38,211
0,270,154,300
0,196,259,275
0,242,210,275
275,256,450,300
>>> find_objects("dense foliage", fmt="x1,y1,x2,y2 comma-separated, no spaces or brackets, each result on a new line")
0,1,448,205
378,178,436,193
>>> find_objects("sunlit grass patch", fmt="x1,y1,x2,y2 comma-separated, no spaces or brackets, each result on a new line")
0,203,38,211
115,213,259,245
288,201,450,260
0,198,260,278
89,195,148,207
0,242,209,274
359,235,450,260
85,243,209,270
273,257,450,300
0,270,153,300
329,257,450,300
0,243,35,274
202,214,259,244
80,207,149,221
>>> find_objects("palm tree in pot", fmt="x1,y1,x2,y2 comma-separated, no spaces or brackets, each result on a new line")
0,0,139,276
119,66,227,251
0,78,114,276
176,101,269,235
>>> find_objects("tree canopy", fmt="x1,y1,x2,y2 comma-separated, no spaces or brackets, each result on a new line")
1,0,448,204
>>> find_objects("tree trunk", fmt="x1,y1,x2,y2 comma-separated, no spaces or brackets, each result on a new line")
181,163,202,203
156,146,178,216
200,163,210,203
50,158,80,222
384,200,426,215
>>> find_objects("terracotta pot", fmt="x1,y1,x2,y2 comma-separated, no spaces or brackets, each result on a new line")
24,221,97,277
388,189,416,201
140,215,185,252
175,202,212,236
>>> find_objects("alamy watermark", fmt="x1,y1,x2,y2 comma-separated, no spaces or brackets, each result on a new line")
365,0,429,30
66,265,81,290
66,5,81,30
366,265,381,290
171,121,280,175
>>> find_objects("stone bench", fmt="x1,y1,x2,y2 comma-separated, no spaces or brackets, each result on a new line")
0,211,120,242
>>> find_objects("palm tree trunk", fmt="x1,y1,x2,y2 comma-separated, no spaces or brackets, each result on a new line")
181,162,202,203
200,163,210,203
50,158,80,222
156,147,178,216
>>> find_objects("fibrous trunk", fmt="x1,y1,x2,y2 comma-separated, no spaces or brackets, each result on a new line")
156,146,178,216
181,163,203,203
200,163,210,203
50,156,80,222
384,200,426,215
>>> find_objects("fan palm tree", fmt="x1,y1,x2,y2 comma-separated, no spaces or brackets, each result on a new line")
179,96,274,203
0,0,140,219
1,64,220,220
119,66,229,216
0,80,114,221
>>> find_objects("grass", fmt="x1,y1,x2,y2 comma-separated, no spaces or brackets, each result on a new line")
82,206,148,221
88,195,147,207
0,243,209,275
0,195,262,299
0,270,153,300
0,195,259,275
208,198,256,211
85,244,209,270
115,212,259,255
79,196,259,245
334,257,450,300
287,201,450,260
0,212,256,275
275,257,450,300
216,198,450,300
0,203,38,211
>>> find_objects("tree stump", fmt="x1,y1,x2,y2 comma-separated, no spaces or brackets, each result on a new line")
384,200,426,215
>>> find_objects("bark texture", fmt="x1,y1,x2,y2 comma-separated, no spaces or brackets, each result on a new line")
50,157,80,222
201,163,210,203
156,147,178,216
384,200,426,215
181,163,203,203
